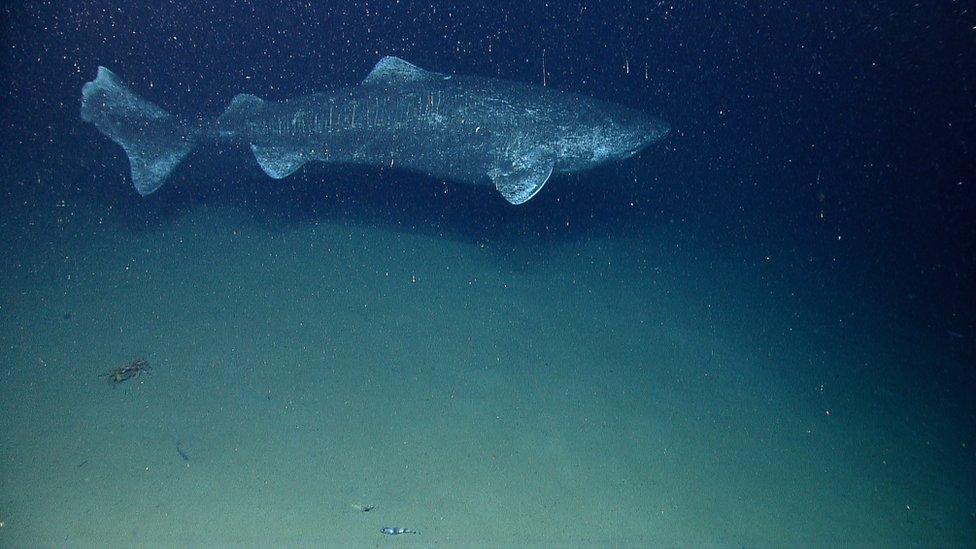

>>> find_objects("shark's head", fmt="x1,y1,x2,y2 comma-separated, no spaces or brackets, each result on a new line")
557,104,670,172
604,108,670,162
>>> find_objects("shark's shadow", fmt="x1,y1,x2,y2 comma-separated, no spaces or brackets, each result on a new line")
93,144,676,271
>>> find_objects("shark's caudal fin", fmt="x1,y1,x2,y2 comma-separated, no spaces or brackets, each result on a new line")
80,67,198,195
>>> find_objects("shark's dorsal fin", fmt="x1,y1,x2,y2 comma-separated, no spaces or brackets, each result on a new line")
491,154,554,205
223,93,265,117
363,56,448,86
220,93,266,126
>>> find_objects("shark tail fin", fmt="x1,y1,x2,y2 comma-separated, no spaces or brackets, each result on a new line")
81,67,199,195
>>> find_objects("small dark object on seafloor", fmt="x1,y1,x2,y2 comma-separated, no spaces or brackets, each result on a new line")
176,442,190,462
102,358,151,384
77,459,88,468
380,527,418,535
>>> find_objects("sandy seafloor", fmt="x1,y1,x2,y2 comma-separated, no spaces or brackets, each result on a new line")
0,180,973,546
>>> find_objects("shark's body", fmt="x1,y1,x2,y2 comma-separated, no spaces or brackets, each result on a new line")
81,56,668,204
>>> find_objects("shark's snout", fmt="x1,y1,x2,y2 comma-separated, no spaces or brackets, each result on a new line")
648,119,670,141
619,116,669,159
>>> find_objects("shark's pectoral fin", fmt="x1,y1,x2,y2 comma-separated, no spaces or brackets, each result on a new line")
251,145,307,179
491,156,554,205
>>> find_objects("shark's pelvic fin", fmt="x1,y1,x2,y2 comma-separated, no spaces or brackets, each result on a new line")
362,56,448,86
219,94,304,178
251,145,307,179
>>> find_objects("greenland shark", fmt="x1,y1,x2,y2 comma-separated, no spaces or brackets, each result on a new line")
80,56,669,204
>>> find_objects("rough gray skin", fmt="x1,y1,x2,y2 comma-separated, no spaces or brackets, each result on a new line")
81,56,669,205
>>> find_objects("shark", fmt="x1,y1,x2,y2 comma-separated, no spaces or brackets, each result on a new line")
80,56,669,204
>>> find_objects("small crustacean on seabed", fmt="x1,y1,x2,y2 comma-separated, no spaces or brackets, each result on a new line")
102,358,151,384
380,527,418,536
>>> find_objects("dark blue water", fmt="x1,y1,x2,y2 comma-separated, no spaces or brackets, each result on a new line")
1,2,973,545
4,3,972,326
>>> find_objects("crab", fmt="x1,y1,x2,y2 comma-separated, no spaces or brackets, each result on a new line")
102,358,151,384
